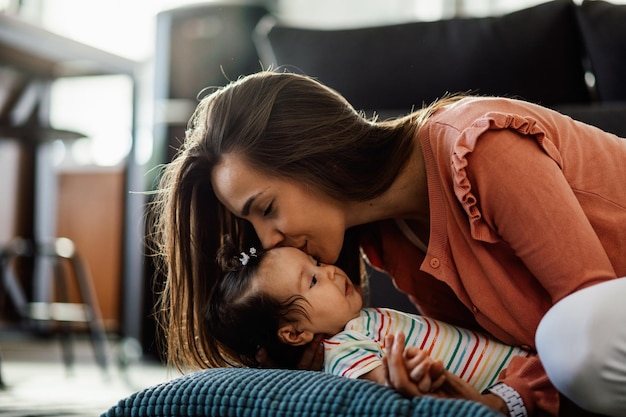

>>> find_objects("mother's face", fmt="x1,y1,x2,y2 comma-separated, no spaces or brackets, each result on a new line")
211,154,347,264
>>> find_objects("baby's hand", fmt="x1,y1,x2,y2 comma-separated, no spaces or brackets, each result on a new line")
383,333,504,413
383,332,446,397
403,345,445,392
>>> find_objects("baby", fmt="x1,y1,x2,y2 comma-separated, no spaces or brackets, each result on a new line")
208,241,533,391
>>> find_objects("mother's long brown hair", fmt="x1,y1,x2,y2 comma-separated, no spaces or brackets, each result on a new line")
152,70,454,371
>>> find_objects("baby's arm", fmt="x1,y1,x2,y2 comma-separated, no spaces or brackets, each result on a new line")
359,363,387,384
360,355,445,391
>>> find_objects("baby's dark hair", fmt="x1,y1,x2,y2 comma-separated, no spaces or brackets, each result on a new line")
207,237,309,368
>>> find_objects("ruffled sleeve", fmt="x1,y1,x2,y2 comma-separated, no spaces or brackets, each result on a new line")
448,111,564,244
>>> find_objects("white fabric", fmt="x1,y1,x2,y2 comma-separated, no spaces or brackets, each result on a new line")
536,277,626,417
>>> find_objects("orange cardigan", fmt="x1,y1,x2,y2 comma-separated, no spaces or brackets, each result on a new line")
362,97,626,416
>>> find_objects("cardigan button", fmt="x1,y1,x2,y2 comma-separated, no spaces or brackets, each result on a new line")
472,305,478,313
429,258,440,268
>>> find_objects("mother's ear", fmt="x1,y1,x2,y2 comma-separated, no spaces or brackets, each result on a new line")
277,324,315,346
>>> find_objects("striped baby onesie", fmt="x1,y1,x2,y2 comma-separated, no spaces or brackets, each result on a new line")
323,307,533,392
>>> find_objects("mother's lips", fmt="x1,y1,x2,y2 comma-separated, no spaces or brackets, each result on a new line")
298,242,308,254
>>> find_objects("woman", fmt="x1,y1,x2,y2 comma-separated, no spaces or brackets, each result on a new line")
153,70,626,417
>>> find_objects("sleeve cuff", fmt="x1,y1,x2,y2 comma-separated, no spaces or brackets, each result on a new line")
484,382,528,417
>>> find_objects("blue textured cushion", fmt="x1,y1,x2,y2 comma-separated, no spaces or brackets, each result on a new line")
102,368,501,417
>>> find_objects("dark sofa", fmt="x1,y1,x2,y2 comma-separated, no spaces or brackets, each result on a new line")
103,2,625,417
255,0,626,138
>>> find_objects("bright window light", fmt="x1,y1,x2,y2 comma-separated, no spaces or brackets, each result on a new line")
49,75,133,167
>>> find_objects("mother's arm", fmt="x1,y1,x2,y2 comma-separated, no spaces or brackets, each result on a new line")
463,127,619,415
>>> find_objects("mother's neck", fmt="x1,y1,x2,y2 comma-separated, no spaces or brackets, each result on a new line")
345,135,429,228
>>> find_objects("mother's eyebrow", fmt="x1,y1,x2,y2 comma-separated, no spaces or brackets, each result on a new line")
241,192,261,217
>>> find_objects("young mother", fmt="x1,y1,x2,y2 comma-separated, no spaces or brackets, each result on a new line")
153,71,626,417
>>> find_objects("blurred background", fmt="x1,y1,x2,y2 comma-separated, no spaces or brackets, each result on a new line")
0,0,623,414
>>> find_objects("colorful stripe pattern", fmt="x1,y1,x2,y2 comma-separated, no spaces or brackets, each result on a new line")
323,308,533,392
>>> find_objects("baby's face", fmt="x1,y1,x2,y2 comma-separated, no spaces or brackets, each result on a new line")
253,247,362,336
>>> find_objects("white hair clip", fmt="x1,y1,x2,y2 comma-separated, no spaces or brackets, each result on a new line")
239,247,257,266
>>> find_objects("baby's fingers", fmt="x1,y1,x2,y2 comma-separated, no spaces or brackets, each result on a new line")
430,360,445,380
384,332,423,397
408,358,429,383
407,355,445,393
431,371,446,391
404,348,428,366
417,366,433,393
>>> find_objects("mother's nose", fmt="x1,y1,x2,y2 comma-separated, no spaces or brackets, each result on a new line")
256,225,285,249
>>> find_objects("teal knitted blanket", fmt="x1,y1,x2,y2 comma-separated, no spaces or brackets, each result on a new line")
102,368,502,417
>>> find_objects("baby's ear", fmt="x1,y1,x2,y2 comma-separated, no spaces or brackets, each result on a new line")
277,324,315,346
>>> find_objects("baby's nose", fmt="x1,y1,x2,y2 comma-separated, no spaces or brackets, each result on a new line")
324,265,337,281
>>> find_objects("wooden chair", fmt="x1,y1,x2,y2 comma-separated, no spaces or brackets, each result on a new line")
0,237,109,374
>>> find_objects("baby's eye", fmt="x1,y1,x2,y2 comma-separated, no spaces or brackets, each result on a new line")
310,275,317,288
